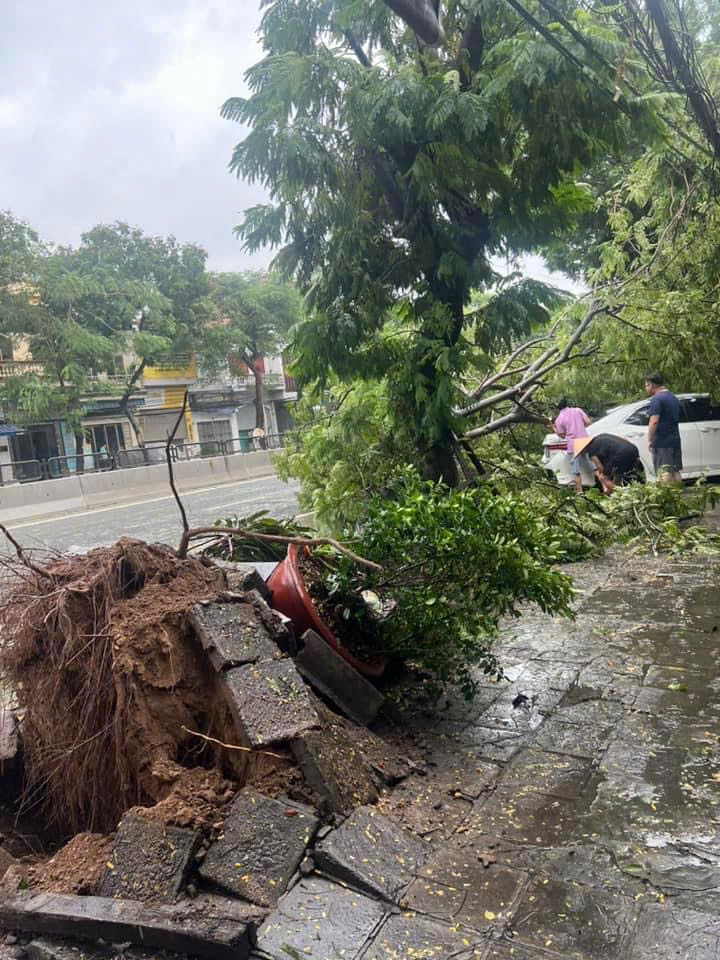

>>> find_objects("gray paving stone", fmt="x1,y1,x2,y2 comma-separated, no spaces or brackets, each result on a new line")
199,787,318,906
256,875,387,960
534,717,614,759
377,771,473,840
292,723,379,815
407,858,526,929
362,913,485,959
499,749,592,801
460,726,530,763
314,806,428,902
628,903,720,958
295,629,384,726
222,659,318,748
463,789,578,847
510,878,635,958
190,600,278,671
27,939,174,960
0,893,253,960
99,813,199,902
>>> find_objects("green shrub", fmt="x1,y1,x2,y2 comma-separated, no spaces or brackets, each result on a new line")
332,471,575,695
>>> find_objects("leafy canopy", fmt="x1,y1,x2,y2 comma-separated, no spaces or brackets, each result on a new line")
225,0,650,478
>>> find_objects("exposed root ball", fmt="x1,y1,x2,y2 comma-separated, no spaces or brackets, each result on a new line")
0,539,236,835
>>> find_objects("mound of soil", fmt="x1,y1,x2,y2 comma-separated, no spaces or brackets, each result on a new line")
29,832,112,895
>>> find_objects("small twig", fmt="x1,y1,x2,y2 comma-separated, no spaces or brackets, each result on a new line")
181,725,290,760
0,522,53,580
168,390,190,535
178,526,383,571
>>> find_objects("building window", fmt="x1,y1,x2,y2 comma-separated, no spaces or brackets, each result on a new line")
90,424,126,455
197,420,233,443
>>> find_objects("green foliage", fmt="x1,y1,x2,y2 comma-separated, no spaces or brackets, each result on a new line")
274,381,419,530
226,0,647,478
0,220,211,430
204,272,300,375
331,470,574,695
201,511,314,563
483,452,720,559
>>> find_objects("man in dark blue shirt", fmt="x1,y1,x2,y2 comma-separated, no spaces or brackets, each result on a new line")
644,372,682,483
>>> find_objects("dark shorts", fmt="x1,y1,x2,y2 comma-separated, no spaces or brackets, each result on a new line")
653,444,683,474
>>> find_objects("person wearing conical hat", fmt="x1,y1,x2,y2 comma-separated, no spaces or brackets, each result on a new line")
575,434,641,495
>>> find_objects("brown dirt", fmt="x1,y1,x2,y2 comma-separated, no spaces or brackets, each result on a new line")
129,764,236,831
28,832,112,894
0,539,280,835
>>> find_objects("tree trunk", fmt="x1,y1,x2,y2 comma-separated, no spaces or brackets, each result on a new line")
120,359,147,447
252,366,266,432
74,432,85,475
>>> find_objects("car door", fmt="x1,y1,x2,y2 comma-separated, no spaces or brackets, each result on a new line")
621,403,653,473
676,397,704,477
698,400,720,477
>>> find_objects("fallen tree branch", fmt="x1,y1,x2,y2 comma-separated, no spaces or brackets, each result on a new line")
0,522,53,580
181,726,290,761
167,390,190,536
178,525,383,571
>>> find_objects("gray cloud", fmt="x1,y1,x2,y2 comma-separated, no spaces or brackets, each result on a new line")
1,0,269,269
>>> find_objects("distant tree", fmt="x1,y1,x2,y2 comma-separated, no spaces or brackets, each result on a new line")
73,223,210,444
204,272,301,431
224,0,651,483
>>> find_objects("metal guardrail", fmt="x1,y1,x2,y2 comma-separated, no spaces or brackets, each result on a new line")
47,453,113,478
0,459,44,484
0,434,286,484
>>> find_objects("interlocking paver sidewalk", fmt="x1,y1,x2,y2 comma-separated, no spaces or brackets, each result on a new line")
255,548,720,959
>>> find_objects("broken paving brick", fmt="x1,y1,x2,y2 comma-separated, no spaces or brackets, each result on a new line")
256,875,387,960
295,629,384,725
198,787,318,906
0,893,254,960
190,600,278,671
364,913,484,959
292,726,379,815
314,805,428,902
222,658,318,748
213,561,272,601
99,813,199,902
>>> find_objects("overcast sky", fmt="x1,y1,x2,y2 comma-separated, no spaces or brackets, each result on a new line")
2,0,578,289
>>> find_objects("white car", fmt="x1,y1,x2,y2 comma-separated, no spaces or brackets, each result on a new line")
542,393,720,486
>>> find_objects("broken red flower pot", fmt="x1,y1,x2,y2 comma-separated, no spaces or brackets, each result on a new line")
267,544,386,678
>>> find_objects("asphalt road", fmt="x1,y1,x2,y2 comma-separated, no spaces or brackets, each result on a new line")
3,475,300,558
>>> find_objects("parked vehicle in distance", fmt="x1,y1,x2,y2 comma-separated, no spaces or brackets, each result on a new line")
542,394,720,486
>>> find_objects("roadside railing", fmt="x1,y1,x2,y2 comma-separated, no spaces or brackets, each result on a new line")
46,453,114,478
0,459,44,484
0,434,286,485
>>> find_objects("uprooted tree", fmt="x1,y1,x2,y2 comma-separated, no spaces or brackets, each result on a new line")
225,0,659,484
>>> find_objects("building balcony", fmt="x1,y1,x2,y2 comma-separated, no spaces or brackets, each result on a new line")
0,360,45,379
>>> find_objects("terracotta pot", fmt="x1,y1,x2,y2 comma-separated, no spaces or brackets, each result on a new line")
267,544,386,678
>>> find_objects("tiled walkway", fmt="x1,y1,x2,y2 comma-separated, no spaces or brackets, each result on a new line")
256,549,720,959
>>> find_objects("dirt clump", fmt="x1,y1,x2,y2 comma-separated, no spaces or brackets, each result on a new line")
29,832,112,894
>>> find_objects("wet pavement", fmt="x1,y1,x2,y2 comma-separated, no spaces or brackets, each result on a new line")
254,546,720,959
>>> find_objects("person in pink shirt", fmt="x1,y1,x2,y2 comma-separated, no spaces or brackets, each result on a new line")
553,398,592,493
